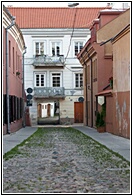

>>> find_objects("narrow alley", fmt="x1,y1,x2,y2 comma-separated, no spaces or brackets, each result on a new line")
3,127,130,193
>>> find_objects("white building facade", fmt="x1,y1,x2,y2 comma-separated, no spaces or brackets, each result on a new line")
7,7,107,125
23,28,90,125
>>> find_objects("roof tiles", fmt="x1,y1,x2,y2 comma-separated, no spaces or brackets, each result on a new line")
7,7,107,29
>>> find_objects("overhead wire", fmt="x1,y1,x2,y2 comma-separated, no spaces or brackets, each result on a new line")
64,7,78,64
63,8,95,72
65,65,83,72
63,7,83,73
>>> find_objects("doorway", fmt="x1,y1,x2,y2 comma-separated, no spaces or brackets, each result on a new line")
37,104,41,118
37,100,60,125
74,102,83,123
47,104,51,117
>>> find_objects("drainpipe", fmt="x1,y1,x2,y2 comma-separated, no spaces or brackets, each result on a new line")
90,58,93,127
84,62,88,126
86,64,89,126
81,55,88,126
85,51,93,127
6,16,15,134
22,46,27,127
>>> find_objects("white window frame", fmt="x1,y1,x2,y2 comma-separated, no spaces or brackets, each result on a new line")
73,40,84,56
50,72,62,87
34,72,46,87
33,41,46,56
50,41,62,56
74,72,83,88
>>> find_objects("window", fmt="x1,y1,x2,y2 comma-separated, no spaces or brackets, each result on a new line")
16,54,19,71
3,95,22,124
14,96,17,120
35,73,45,87
3,95,7,124
35,42,45,56
13,47,15,73
15,53,19,72
17,97,20,120
74,42,83,56
20,98,23,118
51,42,61,56
9,40,11,67
75,73,83,88
93,59,97,82
52,73,61,87
16,51,17,70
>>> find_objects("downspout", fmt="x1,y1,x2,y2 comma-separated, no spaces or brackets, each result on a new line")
90,58,93,127
85,62,88,126
6,17,15,134
22,46,27,127
86,50,93,127
81,55,88,126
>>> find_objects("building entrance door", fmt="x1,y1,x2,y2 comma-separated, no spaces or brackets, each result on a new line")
74,102,83,123
37,104,41,118
47,104,51,117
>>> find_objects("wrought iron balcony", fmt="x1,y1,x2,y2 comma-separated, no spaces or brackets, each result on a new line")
34,87,65,98
32,55,65,67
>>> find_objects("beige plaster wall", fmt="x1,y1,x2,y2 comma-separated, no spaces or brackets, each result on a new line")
113,31,130,92
97,9,130,43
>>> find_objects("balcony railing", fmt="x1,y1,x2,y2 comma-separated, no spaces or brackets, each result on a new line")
34,87,65,98
32,55,65,67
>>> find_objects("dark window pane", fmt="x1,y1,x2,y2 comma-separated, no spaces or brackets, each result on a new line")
3,95,7,124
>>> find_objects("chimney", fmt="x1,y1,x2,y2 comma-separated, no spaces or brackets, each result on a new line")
122,3,129,9
107,3,111,7
106,2,113,7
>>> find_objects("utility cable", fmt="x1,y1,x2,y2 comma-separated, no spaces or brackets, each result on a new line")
64,8,83,73
64,8,78,64
65,65,83,72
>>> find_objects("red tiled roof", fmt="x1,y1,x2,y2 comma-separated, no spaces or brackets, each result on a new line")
7,7,107,29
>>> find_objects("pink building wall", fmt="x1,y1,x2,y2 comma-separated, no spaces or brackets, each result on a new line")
3,8,25,134
3,28,23,96
78,9,126,134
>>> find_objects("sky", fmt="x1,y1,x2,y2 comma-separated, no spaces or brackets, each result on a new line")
2,1,131,8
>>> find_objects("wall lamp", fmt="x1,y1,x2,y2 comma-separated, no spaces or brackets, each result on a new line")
68,2,79,7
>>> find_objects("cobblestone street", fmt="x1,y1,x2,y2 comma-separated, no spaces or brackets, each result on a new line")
3,127,130,194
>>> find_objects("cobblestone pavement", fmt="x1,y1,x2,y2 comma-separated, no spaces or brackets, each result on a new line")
3,127,130,194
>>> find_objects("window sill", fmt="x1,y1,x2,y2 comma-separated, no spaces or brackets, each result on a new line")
74,87,83,90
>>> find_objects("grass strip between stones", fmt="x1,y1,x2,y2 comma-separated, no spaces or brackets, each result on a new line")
3,127,130,168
